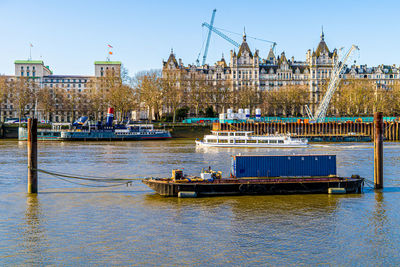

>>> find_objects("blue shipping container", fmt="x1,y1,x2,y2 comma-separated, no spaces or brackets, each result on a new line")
231,155,336,178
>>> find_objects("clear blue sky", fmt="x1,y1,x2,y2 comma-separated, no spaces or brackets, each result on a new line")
0,0,398,77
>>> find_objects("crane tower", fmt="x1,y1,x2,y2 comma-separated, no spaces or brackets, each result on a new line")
306,44,360,122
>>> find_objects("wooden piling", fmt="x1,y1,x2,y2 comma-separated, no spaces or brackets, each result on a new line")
27,118,38,194
374,113,383,189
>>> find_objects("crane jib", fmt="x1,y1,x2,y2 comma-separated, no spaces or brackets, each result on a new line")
312,45,360,122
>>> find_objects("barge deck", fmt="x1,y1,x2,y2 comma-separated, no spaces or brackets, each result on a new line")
143,176,364,197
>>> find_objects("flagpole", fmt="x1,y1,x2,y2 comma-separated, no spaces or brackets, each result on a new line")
29,44,32,60
107,44,113,61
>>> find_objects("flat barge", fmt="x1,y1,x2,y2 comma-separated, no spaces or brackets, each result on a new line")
142,155,364,197
143,176,364,197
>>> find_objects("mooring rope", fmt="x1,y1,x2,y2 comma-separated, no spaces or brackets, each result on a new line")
35,168,141,182
363,178,375,186
50,175,132,188
33,167,144,188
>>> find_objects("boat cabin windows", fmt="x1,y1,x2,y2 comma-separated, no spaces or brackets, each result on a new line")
218,132,229,136
247,140,257,143
270,140,277,144
219,140,228,143
129,124,154,132
236,140,246,143
208,139,217,143
235,133,246,136
278,140,284,144
259,140,269,143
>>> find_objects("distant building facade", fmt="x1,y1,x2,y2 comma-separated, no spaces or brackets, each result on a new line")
2,60,121,122
162,30,400,114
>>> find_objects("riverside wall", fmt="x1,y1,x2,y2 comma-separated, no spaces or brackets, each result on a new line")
213,121,400,141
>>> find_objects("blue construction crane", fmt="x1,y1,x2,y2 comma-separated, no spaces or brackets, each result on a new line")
202,22,240,49
197,9,277,66
201,9,216,66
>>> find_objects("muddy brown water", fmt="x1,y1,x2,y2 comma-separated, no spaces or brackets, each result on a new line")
1,139,400,265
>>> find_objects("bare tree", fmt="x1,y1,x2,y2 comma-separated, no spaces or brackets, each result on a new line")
106,83,136,121
187,74,209,117
85,79,106,120
392,81,400,115
210,80,231,114
261,89,280,116
60,88,81,122
8,77,36,124
237,83,259,111
162,71,184,123
0,76,9,122
37,86,55,122
264,84,308,116
135,70,163,122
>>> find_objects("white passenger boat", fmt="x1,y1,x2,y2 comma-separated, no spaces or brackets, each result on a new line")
195,131,308,148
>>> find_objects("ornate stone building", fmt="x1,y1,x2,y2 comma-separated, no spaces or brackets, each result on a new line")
162,30,399,114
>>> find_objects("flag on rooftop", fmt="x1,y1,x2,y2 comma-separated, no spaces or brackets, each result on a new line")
107,44,113,48
30,43,33,47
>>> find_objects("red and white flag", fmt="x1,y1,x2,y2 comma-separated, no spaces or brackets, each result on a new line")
30,43,33,47
107,44,113,48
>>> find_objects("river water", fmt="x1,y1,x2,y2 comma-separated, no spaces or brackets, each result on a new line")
0,139,399,266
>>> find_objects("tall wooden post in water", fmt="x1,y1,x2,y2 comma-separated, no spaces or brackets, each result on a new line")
374,112,383,189
27,118,38,194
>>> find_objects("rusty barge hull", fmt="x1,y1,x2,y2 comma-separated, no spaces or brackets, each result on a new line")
142,177,364,197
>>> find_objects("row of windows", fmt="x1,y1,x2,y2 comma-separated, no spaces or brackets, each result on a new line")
208,139,284,144
233,70,258,76
20,66,35,70
44,79,87,83
45,83,84,88
100,67,115,71
20,71,35,77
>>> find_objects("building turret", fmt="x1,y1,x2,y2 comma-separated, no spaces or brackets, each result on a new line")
266,47,276,64
163,48,179,69
237,29,253,59
315,28,330,57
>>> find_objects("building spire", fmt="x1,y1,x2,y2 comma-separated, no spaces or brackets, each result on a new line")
321,26,324,41
243,27,246,42
170,48,174,54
